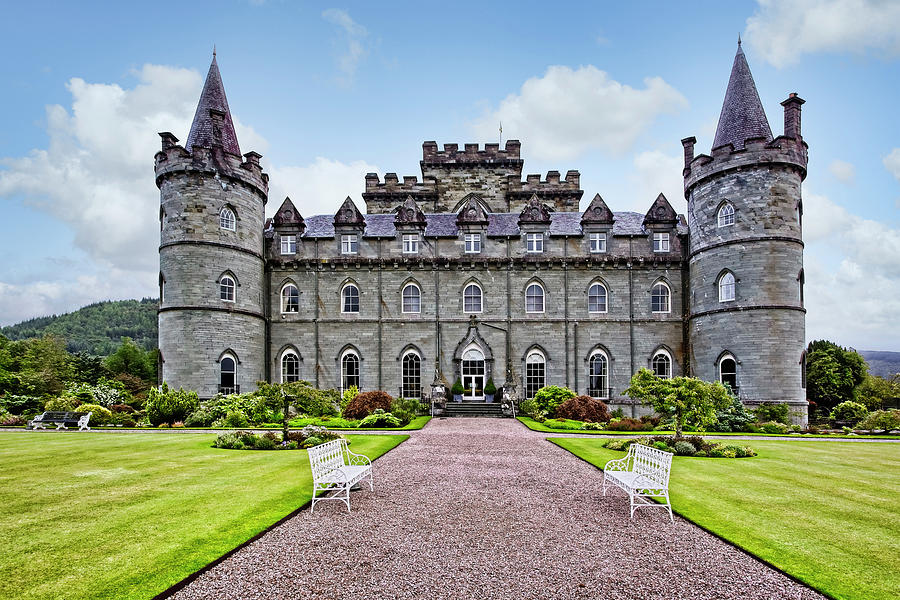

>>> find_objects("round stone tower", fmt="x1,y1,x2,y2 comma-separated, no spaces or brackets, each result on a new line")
155,54,268,397
683,42,808,423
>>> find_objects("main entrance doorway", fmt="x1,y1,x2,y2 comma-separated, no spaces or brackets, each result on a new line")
461,348,485,400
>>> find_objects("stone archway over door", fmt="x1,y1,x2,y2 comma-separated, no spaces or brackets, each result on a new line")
461,348,485,400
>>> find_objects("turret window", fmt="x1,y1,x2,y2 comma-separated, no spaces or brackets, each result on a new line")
718,272,735,303
281,351,300,383
280,235,297,254
220,276,235,302
220,207,236,231
402,283,421,314
651,351,672,379
220,354,237,394
525,283,545,313
719,354,737,393
718,203,735,227
281,284,299,313
588,282,608,313
652,232,670,252
463,283,483,313
651,282,670,313
342,283,360,313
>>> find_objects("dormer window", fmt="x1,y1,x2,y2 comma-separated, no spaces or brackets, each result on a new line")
464,233,482,254
718,203,735,227
589,233,606,253
526,233,544,253
280,235,297,255
652,232,669,253
220,207,236,231
403,234,419,254
341,235,358,255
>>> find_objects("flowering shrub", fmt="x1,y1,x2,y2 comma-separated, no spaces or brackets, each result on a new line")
830,401,869,425
603,436,755,458
856,409,900,431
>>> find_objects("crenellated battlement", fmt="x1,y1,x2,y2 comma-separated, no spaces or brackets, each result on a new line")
362,171,438,214
421,140,523,166
507,169,583,212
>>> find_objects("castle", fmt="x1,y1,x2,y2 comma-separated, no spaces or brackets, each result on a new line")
155,43,809,422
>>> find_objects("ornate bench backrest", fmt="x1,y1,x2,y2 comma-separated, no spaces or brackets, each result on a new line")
41,412,68,421
631,444,674,488
307,439,347,481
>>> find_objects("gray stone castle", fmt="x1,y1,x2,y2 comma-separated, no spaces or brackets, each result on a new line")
155,43,809,422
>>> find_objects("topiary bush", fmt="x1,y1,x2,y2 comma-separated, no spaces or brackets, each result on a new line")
555,395,611,422
145,384,200,426
856,409,900,431
533,385,577,417
357,409,401,428
74,404,113,425
674,441,697,456
44,396,81,412
830,401,869,425
343,391,394,420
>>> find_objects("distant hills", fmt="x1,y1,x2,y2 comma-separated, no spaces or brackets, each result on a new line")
1,298,158,356
860,351,900,378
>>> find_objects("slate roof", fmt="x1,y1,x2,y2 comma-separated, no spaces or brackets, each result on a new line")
185,53,241,156
712,41,773,151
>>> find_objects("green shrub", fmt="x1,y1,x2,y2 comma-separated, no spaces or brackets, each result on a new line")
759,421,790,434
145,384,199,426
389,396,420,426
604,439,627,451
652,441,671,452
341,385,359,411
708,395,756,432
44,396,81,411
254,436,276,450
303,435,324,447
674,441,696,456
218,410,250,428
606,417,659,431
213,431,244,449
533,386,576,417
357,409,401,428
708,447,725,458
451,379,465,396
75,404,113,425
343,391,394,420
555,395,610,422
542,418,584,431
856,409,900,431
484,378,497,396
753,402,790,425
581,421,604,431
184,407,216,427
721,447,737,458
518,397,545,421
0,395,44,416
830,401,869,425
724,445,756,458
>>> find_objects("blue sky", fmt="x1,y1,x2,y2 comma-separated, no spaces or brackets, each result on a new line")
1,0,899,350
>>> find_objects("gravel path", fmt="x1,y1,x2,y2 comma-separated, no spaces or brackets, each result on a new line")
170,418,822,600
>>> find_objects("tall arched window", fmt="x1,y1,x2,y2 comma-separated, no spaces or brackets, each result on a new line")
281,283,299,313
799,270,805,305
525,283,545,313
588,282,608,313
718,272,735,303
463,283,482,313
342,283,359,313
402,351,421,399
220,275,235,302
525,350,546,399
341,351,360,393
651,351,672,379
588,351,609,398
281,351,300,383
717,202,735,227
651,282,670,313
402,283,421,314
718,354,737,393
220,354,237,393
220,207,236,231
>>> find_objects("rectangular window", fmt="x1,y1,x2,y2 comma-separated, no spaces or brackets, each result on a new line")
402,234,419,254
589,232,606,253
280,234,297,255
653,232,670,253
526,233,544,253
464,233,482,253
341,234,358,255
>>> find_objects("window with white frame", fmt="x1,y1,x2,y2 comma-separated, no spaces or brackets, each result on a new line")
220,354,237,392
401,351,421,399
402,233,419,254
219,207,236,231
281,283,299,313
589,232,607,253
464,233,482,253
718,272,735,302
463,283,482,313
280,234,297,255
651,282,670,313
588,282,608,313
526,232,544,253
342,283,359,313
652,351,672,379
341,351,360,393
402,283,421,314
220,275,235,302
718,203,735,227
525,283,545,313
281,351,300,383
525,350,546,399
588,351,609,398
341,234,358,255
652,232,670,252
719,354,737,392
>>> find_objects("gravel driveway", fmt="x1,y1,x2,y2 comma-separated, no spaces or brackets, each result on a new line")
169,418,822,600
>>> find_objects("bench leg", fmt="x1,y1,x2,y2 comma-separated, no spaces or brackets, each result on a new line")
56,423,67,430
79,424,90,431
601,473,608,496
664,492,674,524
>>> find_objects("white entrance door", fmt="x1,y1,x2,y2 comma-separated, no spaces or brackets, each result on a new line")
461,348,485,401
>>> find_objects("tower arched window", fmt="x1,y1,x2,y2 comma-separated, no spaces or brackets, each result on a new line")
588,350,609,398
220,354,237,393
463,283,482,313
341,351,360,394
717,202,735,227
525,350,546,399
651,282,670,313
402,351,421,399
342,283,360,313
219,207,236,231
651,351,672,379
219,275,235,302
588,282,608,313
402,283,421,314
718,272,735,303
799,270,805,306
718,354,737,393
281,283,299,313
525,283,545,313
281,350,300,383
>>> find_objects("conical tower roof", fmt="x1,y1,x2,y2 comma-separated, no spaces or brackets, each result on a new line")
185,52,241,156
712,41,772,151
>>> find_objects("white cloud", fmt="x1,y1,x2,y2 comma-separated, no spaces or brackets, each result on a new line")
828,159,855,184
267,157,380,217
746,0,900,67
470,65,688,161
322,9,368,85
884,148,900,182
629,150,685,214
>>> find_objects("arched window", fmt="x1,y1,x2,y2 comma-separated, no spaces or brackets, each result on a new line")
525,283,545,313
588,282,608,313
799,270,805,305
220,207,236,231
651,282,670,313
588,351,609,398
281,284,299,313
718,354,737,393
402,283,421,314
463,283,482,313
159,273,165,303
220,275,235,302
461,347,486,400
342,283,359,313
718,272,735,303
281,351,300,383
220,354,237,393
525,350,546,399
651,351,672,379
341,351,360,393
717,202,735,227
402,351,421,399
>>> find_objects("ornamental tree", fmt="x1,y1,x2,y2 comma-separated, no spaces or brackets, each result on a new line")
805,340,867,409
625,368,732,438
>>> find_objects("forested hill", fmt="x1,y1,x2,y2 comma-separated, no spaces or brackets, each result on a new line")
1,298,158,355
861,351,900,378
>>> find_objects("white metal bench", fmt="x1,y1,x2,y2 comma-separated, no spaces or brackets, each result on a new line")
29,411,92,431
307,438,373,513
602,443,674,523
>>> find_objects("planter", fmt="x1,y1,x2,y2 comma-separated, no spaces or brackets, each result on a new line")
484,393,495,403
453,394,462,403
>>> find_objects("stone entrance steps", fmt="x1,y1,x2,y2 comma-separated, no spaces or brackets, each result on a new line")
444,401,504,418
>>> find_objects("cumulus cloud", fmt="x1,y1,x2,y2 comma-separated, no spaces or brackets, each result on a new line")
322,9,368,85
267,157,380,217
884,148,900,182
746,0,900,67
828,159,855,184
629,150,685,214
471,65,688,161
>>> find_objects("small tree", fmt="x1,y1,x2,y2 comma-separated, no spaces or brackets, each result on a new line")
625,368,732,438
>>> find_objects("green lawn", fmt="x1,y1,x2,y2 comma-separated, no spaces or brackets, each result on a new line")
0,432,407,600
550,437,900,600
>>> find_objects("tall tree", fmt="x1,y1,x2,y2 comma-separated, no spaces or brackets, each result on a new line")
104,338,153,381
806,340,867,409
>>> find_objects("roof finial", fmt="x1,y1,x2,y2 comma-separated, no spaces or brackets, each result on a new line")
737,33,741,47
213,44,216,58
